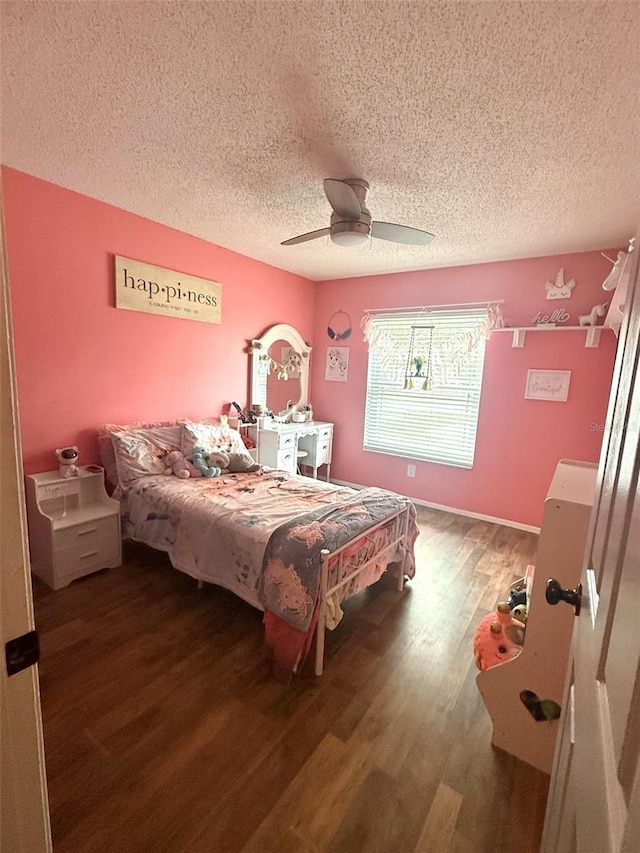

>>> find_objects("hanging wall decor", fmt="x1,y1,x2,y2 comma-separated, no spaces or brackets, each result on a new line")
545,268,576,300
403,325,434,390
327,310,352,340
525,370,571,402
115,255,221,324
325,347,349,382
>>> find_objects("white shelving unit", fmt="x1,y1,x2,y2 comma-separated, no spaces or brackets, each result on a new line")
25,465,122,590
476,459,597,774
491,325,611,348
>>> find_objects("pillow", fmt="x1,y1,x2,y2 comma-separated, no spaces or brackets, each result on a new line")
99,420,183,488
110,425,183,486
181,421,247,456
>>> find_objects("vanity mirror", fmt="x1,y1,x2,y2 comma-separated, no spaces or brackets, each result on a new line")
249,324,312,414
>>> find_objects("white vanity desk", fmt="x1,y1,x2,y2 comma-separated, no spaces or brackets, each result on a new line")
248,421,334,480
248,323,333,480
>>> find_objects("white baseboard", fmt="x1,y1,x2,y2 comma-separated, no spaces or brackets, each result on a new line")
329,478,541,534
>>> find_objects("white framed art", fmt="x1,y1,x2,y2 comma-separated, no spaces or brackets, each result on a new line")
325,346,349,382
525,369,571,402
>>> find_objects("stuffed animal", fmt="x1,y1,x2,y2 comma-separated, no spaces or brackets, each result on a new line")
207,450,260,474
507,586,527,609
164,449,200,479
56,446,79,478
511,603,528,624
473,602,525,671
187,446,221,478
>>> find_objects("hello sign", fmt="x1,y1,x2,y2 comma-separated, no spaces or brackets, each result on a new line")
115,256,221,324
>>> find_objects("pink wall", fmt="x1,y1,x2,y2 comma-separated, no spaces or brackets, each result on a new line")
3,167,618,527
3,168,315,475
310,253,617,528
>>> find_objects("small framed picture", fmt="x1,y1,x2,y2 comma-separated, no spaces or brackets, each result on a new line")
325,346,349,382
525,369,571,402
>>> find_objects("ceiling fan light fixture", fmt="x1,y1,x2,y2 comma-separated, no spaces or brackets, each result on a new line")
281,178,436,248
330,230,370,247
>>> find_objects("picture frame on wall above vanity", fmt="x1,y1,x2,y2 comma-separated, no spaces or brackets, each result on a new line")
525,369,571,402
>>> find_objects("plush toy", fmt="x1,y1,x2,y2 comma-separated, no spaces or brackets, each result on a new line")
56,446,79,478
473,602,525,671
187,446,221,478
164,450,200,479
511,603,528,624
507,586,527,609
207,450,260,474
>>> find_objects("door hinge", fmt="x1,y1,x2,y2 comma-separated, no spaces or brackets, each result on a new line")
5,630,40,676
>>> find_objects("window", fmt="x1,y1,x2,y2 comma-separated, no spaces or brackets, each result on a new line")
363,308,489,468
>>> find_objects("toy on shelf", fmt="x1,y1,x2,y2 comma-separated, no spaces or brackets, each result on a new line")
578,303,608,326
56,446,79,478
505,574,529,624
473,602,525,671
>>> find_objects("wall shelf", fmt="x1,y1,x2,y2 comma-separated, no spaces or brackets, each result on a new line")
491,325,611,348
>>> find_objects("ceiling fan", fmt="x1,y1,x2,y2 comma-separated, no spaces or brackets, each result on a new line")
281,178,436,248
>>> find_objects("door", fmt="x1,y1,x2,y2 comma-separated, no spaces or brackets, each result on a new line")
0,188,52,851
542,238,640,853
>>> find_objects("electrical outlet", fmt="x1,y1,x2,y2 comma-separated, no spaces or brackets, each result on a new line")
407,464,416,478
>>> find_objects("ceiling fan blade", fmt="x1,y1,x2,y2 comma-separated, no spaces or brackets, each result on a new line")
281,227,330,246
371,221,435,246
323,179,362,219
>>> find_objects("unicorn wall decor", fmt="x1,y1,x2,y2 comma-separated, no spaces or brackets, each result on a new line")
545,268,576,300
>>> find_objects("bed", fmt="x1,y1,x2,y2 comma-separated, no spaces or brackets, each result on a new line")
99,418,418,679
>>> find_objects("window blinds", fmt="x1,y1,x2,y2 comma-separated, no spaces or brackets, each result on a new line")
363,308,488,468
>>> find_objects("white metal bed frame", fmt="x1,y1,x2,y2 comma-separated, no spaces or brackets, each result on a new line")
314,502,413,676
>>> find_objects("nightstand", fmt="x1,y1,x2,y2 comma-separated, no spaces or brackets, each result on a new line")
25,466,122,590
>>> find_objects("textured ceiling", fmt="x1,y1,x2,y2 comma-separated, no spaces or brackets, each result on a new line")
2,0,639,281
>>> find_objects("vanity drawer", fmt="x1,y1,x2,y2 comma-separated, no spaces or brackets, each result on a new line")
277,432,297,450
314,440,332,466
276,448,297,474
318,426,333,442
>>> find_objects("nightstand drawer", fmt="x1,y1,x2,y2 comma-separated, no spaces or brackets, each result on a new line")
55,515,119,550
55,535,120,579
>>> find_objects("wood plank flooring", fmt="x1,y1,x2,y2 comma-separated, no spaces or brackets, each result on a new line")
33,506,549,852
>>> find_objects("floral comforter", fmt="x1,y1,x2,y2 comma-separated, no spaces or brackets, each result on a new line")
123,469,417,673
259,488,417,632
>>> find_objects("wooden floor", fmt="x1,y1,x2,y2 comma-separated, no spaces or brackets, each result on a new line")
33,506,549,853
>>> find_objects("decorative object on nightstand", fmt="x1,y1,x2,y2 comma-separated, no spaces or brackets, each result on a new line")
25,465,122,590
55,445,79,478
